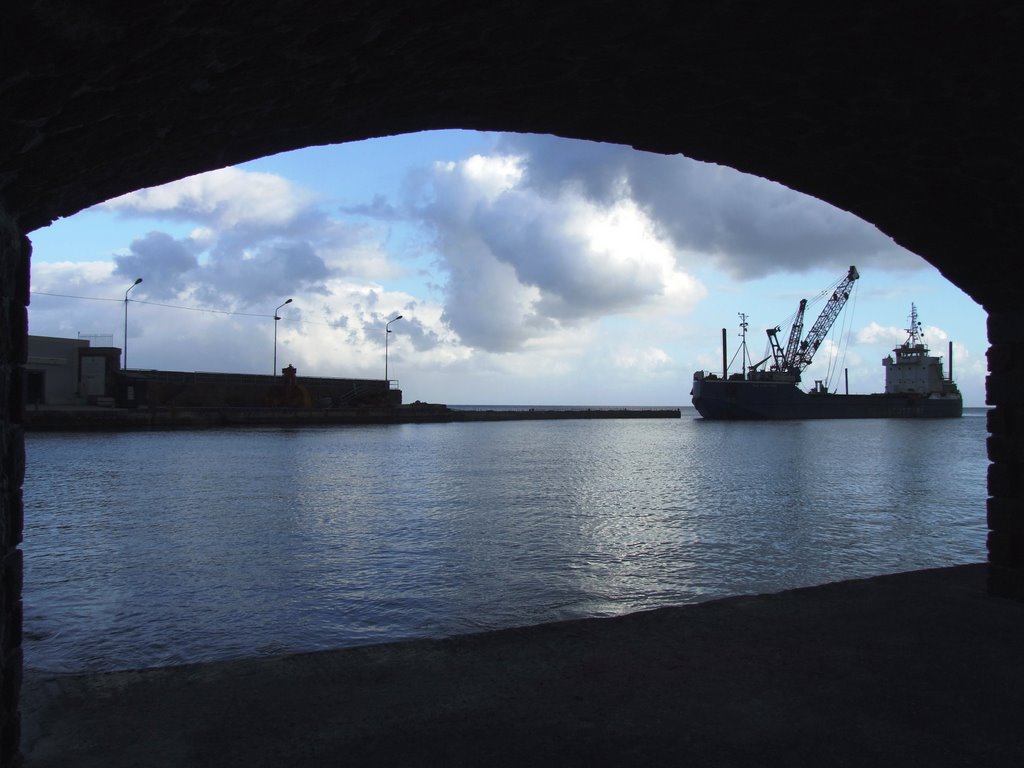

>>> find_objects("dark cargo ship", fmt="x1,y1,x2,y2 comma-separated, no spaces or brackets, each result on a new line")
691,267,962,420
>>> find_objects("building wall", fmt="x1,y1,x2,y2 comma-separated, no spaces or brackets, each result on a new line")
79,348,121,403
24,336,88,406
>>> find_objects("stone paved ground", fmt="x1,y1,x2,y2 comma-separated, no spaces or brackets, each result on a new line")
20,564,1024,767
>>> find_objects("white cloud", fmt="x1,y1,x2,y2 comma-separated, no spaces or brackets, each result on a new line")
857,320,949,349
103,167,314,229
611,346,672,374
31,259,116,288
496,134,926,279
408,151,706,353
95,168,406,307
460,154,523,197
856,322,905,346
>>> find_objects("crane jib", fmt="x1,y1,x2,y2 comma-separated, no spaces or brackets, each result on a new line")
770,265,860,375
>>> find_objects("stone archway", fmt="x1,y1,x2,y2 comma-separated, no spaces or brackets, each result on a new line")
3,2,1023,762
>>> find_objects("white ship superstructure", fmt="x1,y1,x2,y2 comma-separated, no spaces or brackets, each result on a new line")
882,304,960,398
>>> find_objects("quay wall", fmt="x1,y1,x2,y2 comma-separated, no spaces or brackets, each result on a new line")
447,408,681,422
124,370,399,410
23,405,681,431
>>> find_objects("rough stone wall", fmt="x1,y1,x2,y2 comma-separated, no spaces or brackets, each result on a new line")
2,1,1023,762
3,3,1023,312
0,206,27,766
987,307,1024,598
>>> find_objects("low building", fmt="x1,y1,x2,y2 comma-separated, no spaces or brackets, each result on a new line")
24,336,400,411
24,335,121,406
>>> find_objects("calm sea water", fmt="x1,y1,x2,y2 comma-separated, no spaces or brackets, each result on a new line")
23,408,989,673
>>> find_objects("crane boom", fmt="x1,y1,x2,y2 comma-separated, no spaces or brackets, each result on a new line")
793,265,860,372
783,299,807,368
761,265,859,380
766,298,807,372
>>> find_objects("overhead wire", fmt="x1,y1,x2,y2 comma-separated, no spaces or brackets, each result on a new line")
762,270,849,374
823,279,857,391
30,290,352,329
32,290,271,317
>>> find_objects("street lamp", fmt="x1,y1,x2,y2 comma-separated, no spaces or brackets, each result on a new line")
273,298,293,376
385,315,403,382
123,277,143,370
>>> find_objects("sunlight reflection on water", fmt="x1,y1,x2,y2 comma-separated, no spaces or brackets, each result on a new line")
23,410,988,672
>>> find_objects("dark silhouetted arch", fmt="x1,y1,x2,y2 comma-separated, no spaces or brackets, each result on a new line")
3,2,1023,762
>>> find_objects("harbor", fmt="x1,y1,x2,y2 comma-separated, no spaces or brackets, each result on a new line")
5,5,1021,767
22,334,679,430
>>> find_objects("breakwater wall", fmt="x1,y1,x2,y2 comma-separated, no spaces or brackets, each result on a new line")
121,369,399,409
23,404,681,431
446,408,681,422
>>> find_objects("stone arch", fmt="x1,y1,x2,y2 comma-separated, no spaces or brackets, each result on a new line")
3,2,1023,762
5,3,1021,305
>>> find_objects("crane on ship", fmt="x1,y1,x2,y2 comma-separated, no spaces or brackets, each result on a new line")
760,265,860,382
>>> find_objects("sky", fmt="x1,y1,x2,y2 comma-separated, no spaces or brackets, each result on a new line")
26,130,989,406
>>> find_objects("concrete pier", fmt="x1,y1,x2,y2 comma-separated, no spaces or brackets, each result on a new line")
22,404,681,430
20,564,1024,767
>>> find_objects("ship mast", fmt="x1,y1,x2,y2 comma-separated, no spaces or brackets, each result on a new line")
905,303,924,347
738,312,750,373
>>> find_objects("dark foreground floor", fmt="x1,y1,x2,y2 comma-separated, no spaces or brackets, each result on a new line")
20,564,1024,767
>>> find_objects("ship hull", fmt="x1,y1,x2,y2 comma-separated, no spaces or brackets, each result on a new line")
691,377,962,420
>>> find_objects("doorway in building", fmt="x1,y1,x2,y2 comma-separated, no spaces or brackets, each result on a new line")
26,370,45,406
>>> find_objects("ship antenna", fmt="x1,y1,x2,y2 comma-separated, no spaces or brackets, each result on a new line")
906,303,924,346
738,312,749,374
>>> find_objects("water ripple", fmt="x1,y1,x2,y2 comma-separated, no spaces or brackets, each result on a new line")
23,412,988,672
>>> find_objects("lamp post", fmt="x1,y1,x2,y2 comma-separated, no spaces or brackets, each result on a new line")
385,315,403,382
123,277,143,370
274,298,293,376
